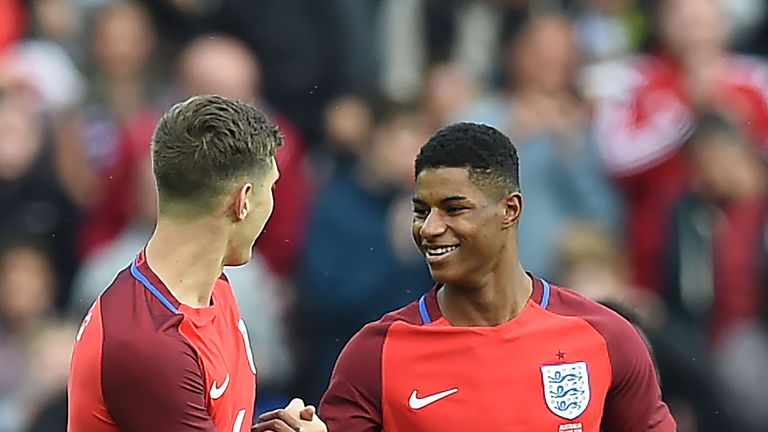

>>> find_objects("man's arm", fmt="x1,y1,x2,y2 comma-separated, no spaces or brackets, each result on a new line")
319,322,389,432
600,316,677,432
102,335,216,431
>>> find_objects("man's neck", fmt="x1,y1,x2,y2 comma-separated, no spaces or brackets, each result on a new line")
144,217,228,308
438,261,532,327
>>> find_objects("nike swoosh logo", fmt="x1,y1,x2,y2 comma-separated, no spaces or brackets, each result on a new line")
210,374,230,400
408,388,458,409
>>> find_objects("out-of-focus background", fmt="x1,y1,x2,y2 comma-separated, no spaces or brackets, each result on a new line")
0,0,767,430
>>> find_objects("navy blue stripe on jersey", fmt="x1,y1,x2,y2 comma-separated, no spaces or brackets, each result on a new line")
130,260,179,314
540,279,551,309
418,294,431,324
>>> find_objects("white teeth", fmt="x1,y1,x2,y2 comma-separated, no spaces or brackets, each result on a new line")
426,245,459,256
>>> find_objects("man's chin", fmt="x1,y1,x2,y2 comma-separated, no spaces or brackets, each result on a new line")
223,252,251,267
429,269,479,289
429,269,457,286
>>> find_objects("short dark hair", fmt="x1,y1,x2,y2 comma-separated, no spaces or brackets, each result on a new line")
414,122,520,196
151,95,283,215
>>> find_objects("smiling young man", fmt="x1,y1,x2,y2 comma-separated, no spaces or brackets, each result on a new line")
319,122,676,432
68,95,325,432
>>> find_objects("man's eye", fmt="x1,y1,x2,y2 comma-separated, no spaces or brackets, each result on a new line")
413,207,429,217
446,207,466,215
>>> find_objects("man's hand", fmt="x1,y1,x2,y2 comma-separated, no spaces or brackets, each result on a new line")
252,398,328,432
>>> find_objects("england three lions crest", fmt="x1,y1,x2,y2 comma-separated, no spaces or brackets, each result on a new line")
541,361,591,420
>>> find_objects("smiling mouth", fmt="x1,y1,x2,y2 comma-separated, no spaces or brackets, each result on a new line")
425,245,459,258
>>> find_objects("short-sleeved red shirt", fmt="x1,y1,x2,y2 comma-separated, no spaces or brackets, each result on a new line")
68,250,257,431
320,277,676,432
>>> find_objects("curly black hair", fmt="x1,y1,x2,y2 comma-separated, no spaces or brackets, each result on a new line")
414,122,520,196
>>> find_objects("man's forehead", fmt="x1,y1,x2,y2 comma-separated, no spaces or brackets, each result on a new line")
416,167,472,183
414,167,483,200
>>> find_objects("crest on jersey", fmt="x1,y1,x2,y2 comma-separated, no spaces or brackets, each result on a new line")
541,361,590,420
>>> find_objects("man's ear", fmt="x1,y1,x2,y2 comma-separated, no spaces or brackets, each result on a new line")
233,183,253,221
501,191,522,229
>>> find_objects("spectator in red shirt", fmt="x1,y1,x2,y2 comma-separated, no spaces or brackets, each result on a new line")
76,1,163,258
593,0,768,292
665,112,768,347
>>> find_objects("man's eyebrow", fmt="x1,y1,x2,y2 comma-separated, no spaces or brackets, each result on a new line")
411,195,468,204
440,195,468,203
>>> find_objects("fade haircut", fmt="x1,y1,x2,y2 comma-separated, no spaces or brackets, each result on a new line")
151,95,283,216
414,122,519,197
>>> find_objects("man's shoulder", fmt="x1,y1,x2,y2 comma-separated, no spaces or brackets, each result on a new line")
98,266,136,311
543,284,662,390
341,296,425,360
544,284,641,343
380,296,426,326
99,267,192,355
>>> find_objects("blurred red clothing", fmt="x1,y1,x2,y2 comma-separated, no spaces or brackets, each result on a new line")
711,197,768,343
0,0,25,53
78,109,159,259
596,53,768,292
255,115,313,277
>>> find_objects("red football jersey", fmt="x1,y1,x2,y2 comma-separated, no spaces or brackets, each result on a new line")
67,250,257,431
320,278,676,432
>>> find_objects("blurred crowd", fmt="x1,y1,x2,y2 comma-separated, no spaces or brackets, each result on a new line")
0,0,767,431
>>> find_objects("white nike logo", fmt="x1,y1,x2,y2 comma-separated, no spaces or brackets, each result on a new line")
408,388,458,409
210,374,230,400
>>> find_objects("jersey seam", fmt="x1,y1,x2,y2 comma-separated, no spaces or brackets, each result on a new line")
97,299,115,425
178,317,211,407
380,320,399,431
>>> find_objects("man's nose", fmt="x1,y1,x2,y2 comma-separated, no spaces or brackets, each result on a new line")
420,210,447,239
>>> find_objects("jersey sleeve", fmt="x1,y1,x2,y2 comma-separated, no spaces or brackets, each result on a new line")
101,334,216,431
599,315,677,432
319,322,389,432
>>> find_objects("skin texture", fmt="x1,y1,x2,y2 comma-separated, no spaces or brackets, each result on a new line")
145,158,279,309
411,167,531,327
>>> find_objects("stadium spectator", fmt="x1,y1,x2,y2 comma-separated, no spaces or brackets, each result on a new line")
176,34,314,279
421,62,475,132
295,105,433,403
17,320,77,432
312,93,374,186
75,1,162,258
0,80,80,305
593,0,768,292
665,112,768,347
0,237,61,431
459,13,620,280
